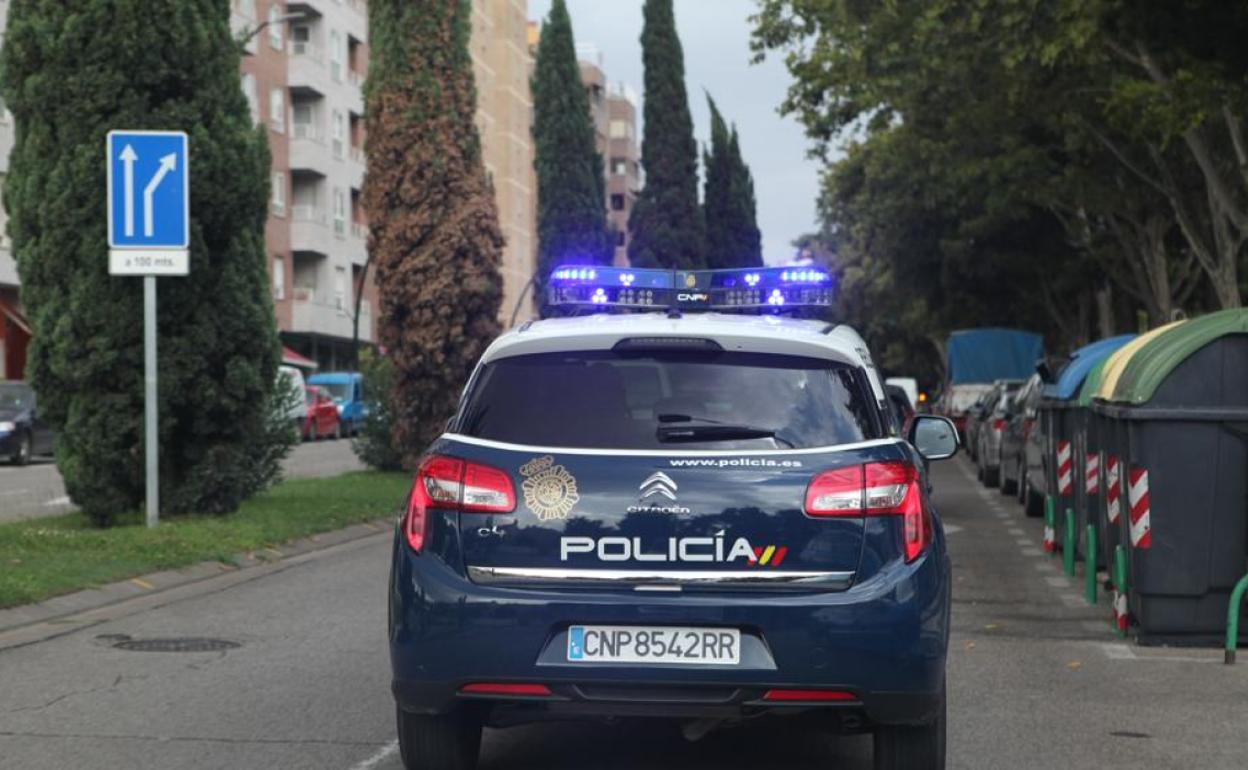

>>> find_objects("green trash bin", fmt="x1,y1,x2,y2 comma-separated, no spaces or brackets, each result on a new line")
1096,310,1248,643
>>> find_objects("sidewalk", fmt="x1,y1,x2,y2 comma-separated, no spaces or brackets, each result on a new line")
0,440,365,524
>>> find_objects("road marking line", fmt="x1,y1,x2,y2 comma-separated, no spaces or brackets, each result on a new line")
1021,547,1043,557
1102,643,1135,660
995,512,1009,519
1035,562,1056,572
130,578,155,590
43,496,72,507
1015,537,1032,546
944,524,964,535
348,740,399,770
1045,576,1071,588
1008,528,1024,536
1060,594,1085,607
1083,621,1108,633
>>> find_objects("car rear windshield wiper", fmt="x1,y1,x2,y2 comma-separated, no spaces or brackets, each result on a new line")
655,414,794,448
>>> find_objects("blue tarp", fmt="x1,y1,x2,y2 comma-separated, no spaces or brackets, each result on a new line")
946,328,1045,385
1042,334,1136,400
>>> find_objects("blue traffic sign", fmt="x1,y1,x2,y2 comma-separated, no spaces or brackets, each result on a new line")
107,131,189,250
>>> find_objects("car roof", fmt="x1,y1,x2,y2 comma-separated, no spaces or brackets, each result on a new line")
485,313,886,400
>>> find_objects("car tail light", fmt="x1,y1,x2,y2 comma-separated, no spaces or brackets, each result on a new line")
762,688,858,702
993,418,1006,432
459,682,552,697
404,455,516,553
805,461,932,563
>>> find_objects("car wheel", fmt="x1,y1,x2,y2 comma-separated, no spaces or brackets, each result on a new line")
983,464,999,488
11,432,32,466
397,707,480,770
1024,480,1045,518
334,421,342,440
1016,461,1027,503
874,683,946,770
999,465,1017,495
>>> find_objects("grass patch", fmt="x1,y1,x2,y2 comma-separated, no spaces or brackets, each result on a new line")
0,471,410,610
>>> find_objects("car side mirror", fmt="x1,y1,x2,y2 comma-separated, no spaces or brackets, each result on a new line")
909,415,959,461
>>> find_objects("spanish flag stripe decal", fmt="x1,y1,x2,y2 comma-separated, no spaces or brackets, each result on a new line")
759,545,776,565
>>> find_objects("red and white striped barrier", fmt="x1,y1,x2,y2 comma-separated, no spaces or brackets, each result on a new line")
1056,441,1073,496
1105,455,1121,524
1043,521,1056,552
1085,452,1100,495
1128,466,1151,549
1112,590,1129,632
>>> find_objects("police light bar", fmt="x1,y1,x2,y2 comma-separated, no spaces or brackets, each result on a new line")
547,266,832,311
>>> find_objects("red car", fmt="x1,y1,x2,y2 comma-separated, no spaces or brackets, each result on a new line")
303,386,341,441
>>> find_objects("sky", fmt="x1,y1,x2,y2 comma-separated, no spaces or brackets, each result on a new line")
528,0,823,264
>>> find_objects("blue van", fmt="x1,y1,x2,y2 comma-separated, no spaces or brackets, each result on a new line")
307,372,366,436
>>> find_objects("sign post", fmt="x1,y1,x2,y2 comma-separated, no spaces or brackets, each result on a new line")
107,131,190,528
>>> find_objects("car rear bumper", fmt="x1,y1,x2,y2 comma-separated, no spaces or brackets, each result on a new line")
389,534,950,727
0,431,20,455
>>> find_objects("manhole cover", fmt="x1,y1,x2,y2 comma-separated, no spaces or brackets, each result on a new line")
112,637,240,653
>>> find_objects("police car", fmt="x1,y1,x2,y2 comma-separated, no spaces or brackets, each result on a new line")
389,266,958,769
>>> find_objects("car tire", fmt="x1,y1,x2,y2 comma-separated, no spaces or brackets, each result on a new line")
1016,461,1027,503
1024,479,1045,518
873,684,946,770
1000,466,1017,495
397,707,480,770
11,432,32,466
982,465,999,488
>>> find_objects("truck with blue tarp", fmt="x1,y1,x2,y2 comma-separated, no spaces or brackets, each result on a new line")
938,328,1045,436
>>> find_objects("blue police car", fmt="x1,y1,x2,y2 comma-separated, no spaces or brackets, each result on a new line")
389,266,958,769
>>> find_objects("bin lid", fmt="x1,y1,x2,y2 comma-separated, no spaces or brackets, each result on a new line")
1109,309,1248,405
1076,358,1109,407
1094,320,1186,401
1042,334,1135,400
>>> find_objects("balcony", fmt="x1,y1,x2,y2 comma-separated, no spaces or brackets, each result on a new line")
289,124,329,175
288,43,329,98
290,288,372,343
290,205,332,255
346,222,367,266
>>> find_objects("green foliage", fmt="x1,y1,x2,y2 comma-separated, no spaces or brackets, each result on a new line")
352,349,403,472
364,0,504,466
532,0,612,311
628,0,706,269
703,97,763,269
1,0,286,524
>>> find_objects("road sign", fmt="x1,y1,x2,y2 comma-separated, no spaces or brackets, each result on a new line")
106,130,192,529
106,130,189,276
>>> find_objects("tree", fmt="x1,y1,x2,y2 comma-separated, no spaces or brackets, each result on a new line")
2,0,288,523
531,0,612,311
364,0,504,465
628,0,705,269
703,97,763,269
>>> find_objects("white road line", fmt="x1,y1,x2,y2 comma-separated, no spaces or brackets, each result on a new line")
42,496,72,507
1007,528,1024,536
1060,594,1086,607
1021,547,1043,557
347,740,399,770
1083,621,1109,633
944,524,964,535
1035,562,1057,572
1102,643,1136,660
1014,537,1032,546
1045,576,1071,588
995,512,1010,519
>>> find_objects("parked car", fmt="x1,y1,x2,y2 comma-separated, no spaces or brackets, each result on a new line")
936,382,993,442
974,379,1023,487
0,381,54,466
885,376,919,412
302,386,341,441
308,372,366,436
962,391,992,463
277,366,307,431
885,383,916,436
999,373,1045,512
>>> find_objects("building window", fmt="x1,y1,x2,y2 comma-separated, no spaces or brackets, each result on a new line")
272,256,286,300
269,87,285,133
241,73,258,125
291,25,311,56
334,266,347,310
333,188,346,236
609,120,632,140
616,230,626,246
329,30,343,82
331,110,345,158
272,172,286,216
268,6,283,50
610,193,625,211
611,157,627,176
236,0,257,19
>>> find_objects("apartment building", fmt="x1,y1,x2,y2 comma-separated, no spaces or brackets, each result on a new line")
604,84,640,266
471,0,537,326
0,0,29,381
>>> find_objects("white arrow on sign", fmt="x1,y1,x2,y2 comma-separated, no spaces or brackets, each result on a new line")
119,144,138,237
142,153,178,238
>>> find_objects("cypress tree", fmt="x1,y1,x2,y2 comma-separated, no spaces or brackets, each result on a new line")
628,0,705,269
703,96,763,269
2,0,287,522
364,0,504,465
532,0,611,311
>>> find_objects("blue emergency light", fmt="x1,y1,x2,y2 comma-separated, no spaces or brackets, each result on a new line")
547,265,833,312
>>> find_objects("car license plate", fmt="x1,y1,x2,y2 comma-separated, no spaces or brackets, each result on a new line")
567,625,740,665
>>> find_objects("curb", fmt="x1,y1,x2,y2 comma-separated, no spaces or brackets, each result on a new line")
0,518,393,651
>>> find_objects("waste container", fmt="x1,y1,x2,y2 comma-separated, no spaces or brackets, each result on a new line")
1091,322,1187,585
1094,310,1248,643
1038,335,1135,560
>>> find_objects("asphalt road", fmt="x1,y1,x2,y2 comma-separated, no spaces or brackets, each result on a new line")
0,438,365,524
1,457,1246,769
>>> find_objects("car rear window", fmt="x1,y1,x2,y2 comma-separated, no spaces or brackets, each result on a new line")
458,350,880,450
